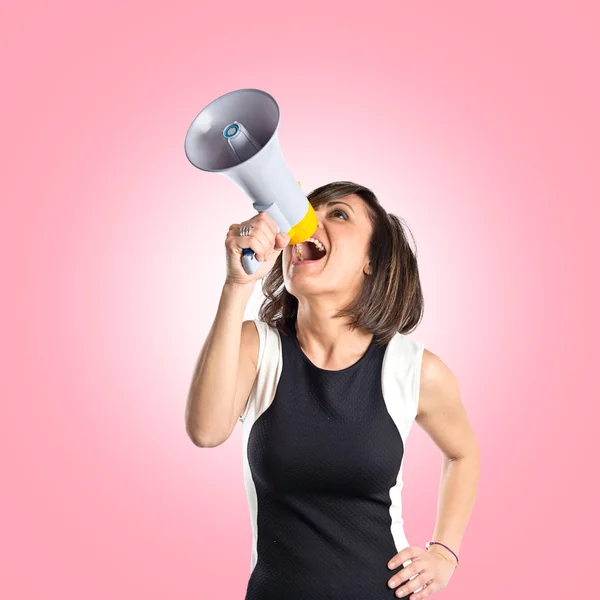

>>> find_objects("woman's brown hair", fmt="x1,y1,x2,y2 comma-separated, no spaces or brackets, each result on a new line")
257,181,424,346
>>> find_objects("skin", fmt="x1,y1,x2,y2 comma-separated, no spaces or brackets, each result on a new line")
282,194,374,370
283,194,480,599
385,350,480,598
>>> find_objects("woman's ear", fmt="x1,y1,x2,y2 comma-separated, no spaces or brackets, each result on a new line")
363,262,372,276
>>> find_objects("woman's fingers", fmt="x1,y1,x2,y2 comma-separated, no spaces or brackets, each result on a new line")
224,211,286,285
390,571,431,598
244,226,271,262
244,213,279,261
230,220,270,261
387,545,425,570
274,231,290,249
388,557,425,589
254,211,279,238
387,546,429,597
388,547,456,599
409,577,436,600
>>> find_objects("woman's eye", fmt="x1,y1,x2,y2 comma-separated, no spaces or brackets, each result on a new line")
330,209,348,220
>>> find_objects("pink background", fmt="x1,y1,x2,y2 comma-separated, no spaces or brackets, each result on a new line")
2,1,598,598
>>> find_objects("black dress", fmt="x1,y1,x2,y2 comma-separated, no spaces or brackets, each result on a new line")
239,317,425,599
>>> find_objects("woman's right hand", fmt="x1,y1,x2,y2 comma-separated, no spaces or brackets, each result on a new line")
225,212,290,286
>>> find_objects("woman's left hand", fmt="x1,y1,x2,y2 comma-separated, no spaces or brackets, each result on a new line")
386,545,457,599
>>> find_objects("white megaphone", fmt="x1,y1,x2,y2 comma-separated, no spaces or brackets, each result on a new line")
184,88,318,275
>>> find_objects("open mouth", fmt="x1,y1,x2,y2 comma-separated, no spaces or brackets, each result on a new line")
292,237,327,264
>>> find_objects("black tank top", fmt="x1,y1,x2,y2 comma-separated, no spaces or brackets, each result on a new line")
239,316,425,600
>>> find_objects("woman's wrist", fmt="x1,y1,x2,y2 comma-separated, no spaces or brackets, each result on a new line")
425,541,459,568
223,279,255,295
427,547,457,565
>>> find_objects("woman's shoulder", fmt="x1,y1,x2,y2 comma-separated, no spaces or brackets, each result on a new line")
250,318,294,339
393,330,426,357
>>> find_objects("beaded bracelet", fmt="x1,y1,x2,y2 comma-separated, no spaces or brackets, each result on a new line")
425,541,459,569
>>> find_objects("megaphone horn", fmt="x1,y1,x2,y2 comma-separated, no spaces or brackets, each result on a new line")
184,88,318,275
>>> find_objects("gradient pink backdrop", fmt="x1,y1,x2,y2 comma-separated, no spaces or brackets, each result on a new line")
1,1,598,598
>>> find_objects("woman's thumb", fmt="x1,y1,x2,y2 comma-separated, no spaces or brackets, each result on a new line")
275,232,290,248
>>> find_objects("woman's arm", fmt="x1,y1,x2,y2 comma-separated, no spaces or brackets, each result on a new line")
185,281,256,447
415,349,480,565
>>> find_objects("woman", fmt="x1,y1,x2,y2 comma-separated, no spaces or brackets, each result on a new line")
186,181,480,600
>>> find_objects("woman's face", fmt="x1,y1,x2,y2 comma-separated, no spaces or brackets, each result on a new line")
282,194,373,298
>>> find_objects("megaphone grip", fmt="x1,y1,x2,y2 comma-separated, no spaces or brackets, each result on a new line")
241,247,262,275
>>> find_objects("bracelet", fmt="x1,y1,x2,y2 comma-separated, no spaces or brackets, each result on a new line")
425,541,459,568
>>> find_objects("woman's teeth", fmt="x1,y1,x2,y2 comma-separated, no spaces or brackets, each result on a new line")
295,237,325,261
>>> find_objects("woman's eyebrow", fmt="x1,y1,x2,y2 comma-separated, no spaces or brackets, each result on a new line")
326,201,355,214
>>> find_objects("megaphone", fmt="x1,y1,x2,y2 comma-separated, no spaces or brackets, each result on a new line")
184,88,318,275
